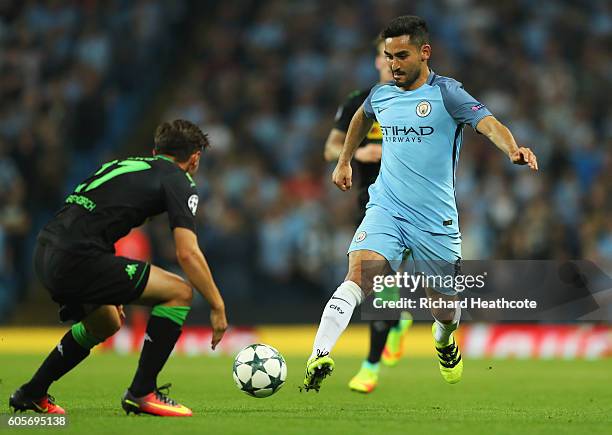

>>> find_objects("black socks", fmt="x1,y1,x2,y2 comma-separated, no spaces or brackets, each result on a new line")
129,315,182,397
367,319,399,364
21,330,91,398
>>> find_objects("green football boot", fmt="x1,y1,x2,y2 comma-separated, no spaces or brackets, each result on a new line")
381,312,413,366
432,322,463,384
301,351,335,392
348,362,379,393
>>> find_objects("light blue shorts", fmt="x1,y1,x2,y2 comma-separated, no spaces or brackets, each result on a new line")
347,205,462,295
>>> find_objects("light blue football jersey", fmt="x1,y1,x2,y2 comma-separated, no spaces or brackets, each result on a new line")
363,70,492,235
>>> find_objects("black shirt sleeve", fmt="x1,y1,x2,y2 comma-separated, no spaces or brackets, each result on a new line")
333,90,367,133
161,171,198,232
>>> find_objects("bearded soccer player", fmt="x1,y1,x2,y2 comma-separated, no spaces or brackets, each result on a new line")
303,16,538,392
9,119,228,416
324,38,412,394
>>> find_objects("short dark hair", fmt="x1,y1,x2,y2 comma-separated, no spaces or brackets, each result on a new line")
381,15,429,47
154,119,209,162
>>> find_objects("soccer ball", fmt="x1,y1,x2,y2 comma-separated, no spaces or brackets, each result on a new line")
232,344,287,398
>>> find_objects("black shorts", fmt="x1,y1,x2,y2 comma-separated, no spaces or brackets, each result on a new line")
34,240,151,322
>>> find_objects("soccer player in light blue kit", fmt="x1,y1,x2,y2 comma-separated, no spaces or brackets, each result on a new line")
303,15,538,392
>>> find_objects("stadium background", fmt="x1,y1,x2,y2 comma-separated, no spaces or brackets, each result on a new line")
0,0,610,359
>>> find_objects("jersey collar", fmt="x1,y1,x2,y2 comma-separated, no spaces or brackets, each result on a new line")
426,69,436,85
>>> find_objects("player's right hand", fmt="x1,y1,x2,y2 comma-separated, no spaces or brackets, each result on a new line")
354,143,382,163
210,306,227,350
510,146,538,170
332,161,352,191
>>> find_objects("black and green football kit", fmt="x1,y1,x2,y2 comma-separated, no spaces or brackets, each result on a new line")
11,155,200,411
34,155,198,321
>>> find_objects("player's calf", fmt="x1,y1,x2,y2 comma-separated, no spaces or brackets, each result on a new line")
82,305,123,342
302,280,362,393
14,305,121,409
304,250,389,393
128,266,194,401
309,280,363,359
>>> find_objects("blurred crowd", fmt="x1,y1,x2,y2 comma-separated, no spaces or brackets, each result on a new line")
0,0,189,317
1,0,611,318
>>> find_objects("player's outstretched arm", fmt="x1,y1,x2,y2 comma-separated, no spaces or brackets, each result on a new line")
333,105,374,191
476,116,538,171
174,227,227,349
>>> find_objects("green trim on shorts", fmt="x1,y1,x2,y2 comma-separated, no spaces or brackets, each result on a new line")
151,305,191,326
71,322,102,349
134,262,150,289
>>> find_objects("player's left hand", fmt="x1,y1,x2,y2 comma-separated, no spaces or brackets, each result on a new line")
510,147,538,170
210,306,228,350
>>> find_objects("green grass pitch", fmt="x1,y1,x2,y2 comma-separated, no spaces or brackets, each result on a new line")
0,354,610,434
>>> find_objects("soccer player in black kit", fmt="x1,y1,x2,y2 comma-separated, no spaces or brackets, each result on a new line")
9,120,227,417
323,39,412,394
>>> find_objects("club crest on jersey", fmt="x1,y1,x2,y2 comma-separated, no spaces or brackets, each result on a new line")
355,231,367,243
416,100,431,117
188,194,199,216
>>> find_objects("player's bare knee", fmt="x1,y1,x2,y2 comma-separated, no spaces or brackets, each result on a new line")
359,280,375,296
345,266,370,295
167,280,193,306
103,316,122,337
82,306,122,340
346,269,387,296
179,284,193,306
344,271,363,293
427,289,459,323
346,251,390,296
430,306,456,324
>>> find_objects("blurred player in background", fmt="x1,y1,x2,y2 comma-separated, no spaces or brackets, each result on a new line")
303,15,538,392
324,38,412,394
9,120,227,417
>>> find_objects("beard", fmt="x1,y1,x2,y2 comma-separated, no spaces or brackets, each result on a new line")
393,67,421,88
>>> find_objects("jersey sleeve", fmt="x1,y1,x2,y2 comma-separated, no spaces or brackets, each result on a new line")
161,171,198,232
438,80,492,129
363,84,384,119
333,91,366,132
